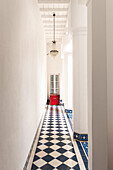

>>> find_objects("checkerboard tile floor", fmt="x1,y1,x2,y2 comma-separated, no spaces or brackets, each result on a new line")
31,105,80,170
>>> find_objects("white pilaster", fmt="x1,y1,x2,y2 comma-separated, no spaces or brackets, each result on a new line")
87,0,108,169
68,53,73,110
106,0,113,169
62,34,72,110
62,53,69,109
71,0,88,134
87,0,92,169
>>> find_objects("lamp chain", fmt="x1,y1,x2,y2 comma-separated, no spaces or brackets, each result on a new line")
53,13,55,43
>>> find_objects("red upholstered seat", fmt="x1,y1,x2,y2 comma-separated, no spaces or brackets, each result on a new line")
50,94,59,105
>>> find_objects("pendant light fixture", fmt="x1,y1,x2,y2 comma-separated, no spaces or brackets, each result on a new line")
50,13,59,58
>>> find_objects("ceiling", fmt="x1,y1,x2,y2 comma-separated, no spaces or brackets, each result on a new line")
38,0,70,44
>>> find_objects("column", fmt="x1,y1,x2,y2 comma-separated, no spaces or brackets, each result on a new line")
71,0,88,140
87,0,108,169
62,34,72,110
68,53,73,110
62,53,69,109
106,0,113,169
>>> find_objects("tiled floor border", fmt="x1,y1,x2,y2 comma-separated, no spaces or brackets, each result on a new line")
76,141,88,170
62,107,89,170
81,142,88,158
66,114,72,130
62,107,86,170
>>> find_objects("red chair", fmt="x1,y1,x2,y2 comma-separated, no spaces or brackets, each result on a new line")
50,94,59,105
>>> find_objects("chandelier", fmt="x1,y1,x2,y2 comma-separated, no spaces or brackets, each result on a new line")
50,13,59,58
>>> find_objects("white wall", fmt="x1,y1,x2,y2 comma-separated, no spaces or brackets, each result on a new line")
0,0,47,169
106,0,113,169
71,0,88,134
47,48,62,98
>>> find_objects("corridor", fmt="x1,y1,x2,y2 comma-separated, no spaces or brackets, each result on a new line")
26,105,88,170
1,0,112,169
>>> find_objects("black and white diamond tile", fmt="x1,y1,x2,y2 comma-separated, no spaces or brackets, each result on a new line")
31,105,80,170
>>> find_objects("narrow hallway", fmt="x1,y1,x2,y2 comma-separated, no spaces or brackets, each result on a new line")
26,105,87,170
0,0,113,169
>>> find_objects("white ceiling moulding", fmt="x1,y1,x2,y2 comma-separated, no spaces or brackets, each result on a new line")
46,34,65,37
40,8,68,12
42,17,66,21
44,23,66,27
45,29,65,32
38,0,70,4
46,39,62,42
46,35,64,38
47,36,63,39
46,33,62,35
46,31,65,34
43,20,66,24
41,15,67,18
47,38,62,40
44,25,65,28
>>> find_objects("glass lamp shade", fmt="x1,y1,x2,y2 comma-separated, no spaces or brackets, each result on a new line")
50,41,59,58
50,49,59,57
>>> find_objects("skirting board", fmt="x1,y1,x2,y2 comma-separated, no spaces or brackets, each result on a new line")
74,132,88,141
